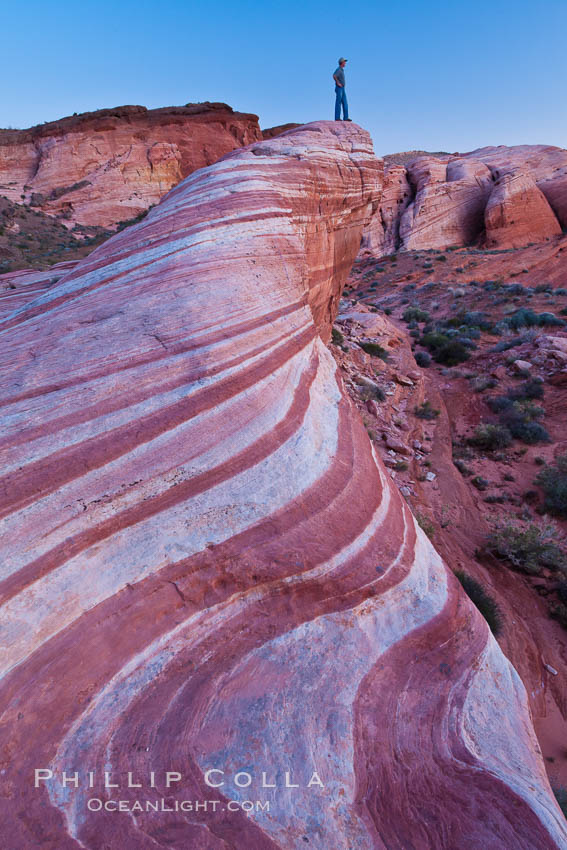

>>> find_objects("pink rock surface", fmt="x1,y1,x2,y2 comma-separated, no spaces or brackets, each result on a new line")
0,103,261,228
0,122,566,849
363,144,567,254
361,163,410,256
0,261,79,319
485,171,563,248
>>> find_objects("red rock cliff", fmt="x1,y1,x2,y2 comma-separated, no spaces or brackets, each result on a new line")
0,122,566,849
0,103,262,228
363,144,567,255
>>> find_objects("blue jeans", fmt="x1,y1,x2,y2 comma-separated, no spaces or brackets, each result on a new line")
335,86,348,120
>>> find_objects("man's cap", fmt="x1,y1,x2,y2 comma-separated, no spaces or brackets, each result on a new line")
338,57,347,63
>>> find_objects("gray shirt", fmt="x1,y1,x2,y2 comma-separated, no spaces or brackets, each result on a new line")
334,66,346,87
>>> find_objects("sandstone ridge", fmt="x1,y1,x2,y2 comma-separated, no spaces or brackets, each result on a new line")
0,102,261,228
0,122,566,848
363,144,567,255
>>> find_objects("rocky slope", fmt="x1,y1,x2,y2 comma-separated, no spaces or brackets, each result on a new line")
0,103,261,229
346,245,567,790
363,144,567,256
1,122,566,848
0,196,116,273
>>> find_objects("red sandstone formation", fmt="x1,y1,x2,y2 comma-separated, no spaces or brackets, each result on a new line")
361,163,410,255
1,122,566,848
362,144,567,255
261,122,302,139
485,171,563,248
0,103,261,229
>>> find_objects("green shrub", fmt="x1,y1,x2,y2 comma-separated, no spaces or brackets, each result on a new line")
486,520,566,574
416,513,435,538
468,423,512,451
358,341,389,360
435,339,471,365
507,420,550,444
415,401,440,420
538,312,565,327
415,351,432,367
507,379,544,401
420,329,472,365
454,458,472,476
536,454,567,517
472,475,489,491
506,308,539,329
486,395,514,413
455,571,503,635
403,306,430,323
331,327,344,345
358,384,386,403
472,376,497,393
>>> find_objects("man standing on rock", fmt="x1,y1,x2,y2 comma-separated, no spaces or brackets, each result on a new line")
333,58,351,122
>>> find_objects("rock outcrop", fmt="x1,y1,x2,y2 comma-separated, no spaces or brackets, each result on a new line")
361,163,410,255
485,171,563,248
0,103,262,229
262,122,302,139
362,144,567,255
1,122,566,849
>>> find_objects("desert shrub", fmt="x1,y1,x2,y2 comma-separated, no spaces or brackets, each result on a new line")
505,308,539,329
410,329,420,338
465,327,482,340
416,513,435,538
414,351,432,369
490,333,534,352
331,327,344,345
536,454,567,517
454,458,472,476
403,306,430,323
358,341,389,360
538,312,565,327
486,396,514,413
504,283,525,296
455,571,503,635
472,376,497,393
468,423,512,451
507,421,550,444
498,400,550,444
504,307,565,330
415,401,440,420
507,379,544,401
471,475,489,490
509,400,544,420
434,339,471,365
461,310,488,327
358,384,386,403
486,520,566,574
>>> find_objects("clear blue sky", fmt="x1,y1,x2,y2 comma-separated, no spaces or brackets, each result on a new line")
3,0,566,155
